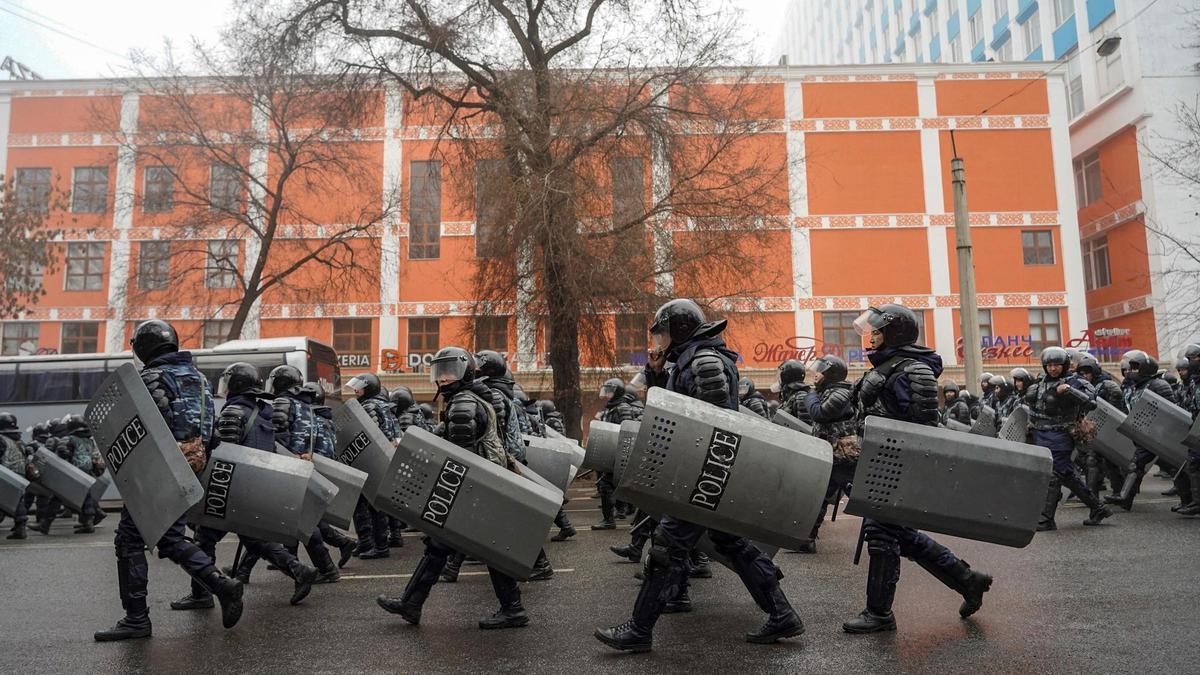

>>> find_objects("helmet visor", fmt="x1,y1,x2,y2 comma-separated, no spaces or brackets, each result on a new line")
738,381,751,397
769,381,781,393
429,359,468,386
852,309,887,337
650,331,670,352
216,374,231,398
345,375,370,392
599,384,617,399
811,358,834,376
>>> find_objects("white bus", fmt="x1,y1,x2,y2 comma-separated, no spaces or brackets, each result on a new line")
0,337,341,431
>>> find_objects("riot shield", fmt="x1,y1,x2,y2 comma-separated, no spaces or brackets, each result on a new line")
1118,390,1190,468
560,438,586,470
374,427,560,580
84,363,204,545
311,453,368,530
584,420,622,474
943,419,971,433
188,442,337,545
998,406,1030,444
845,416,1052,548
516,463,565,500
614,387,832,551
1083,398,1135,466
0,464,29,518
31,448,96,512
969,406,998,437
523,435,575,493
613,420,640,484
87,471,116,505
333,399,396,503
1187,415,1200,452
772,409,813,436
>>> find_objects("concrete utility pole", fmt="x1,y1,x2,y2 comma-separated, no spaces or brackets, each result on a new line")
952,154,984,395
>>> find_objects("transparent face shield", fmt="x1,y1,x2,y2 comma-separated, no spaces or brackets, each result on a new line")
650,330,671,353
345,375,369,394
770,381,782,393
599,384,617,400
216,373,232,398
429,358,468,388
853,309,886,348
738,382,751,397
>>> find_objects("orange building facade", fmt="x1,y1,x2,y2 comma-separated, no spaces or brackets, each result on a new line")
0,62,1096,375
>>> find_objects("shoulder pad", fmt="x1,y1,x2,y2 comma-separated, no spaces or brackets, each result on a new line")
689,351,731,406
446,393,482,449
216,404,249,443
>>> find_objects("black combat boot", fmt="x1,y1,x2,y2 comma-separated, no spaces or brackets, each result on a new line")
745,586,805,644
1177,462,1200,516
74,514,95,534
388,530,404,548
94,616,152,642
288,561,319,604
441,552,464,583
592,492,616,530
378,554,442,624
222,564,251,585
843,553,899,633
311,544,340,584
1060,472,1113,526
550,510,576,541
794,539,817,554
169,590,214,611
337,538,359,568
199,567,244,629
689,551,712,579
95,558,152,641
915,556,992,618
594,557,685,653
1037,477,1061,532
479,568,529,629
662,585,692,614
6,524,26,540
528,549,554,581
31,517,53,535
360,546,390,559
1104,471,1141,511
609,533,646,563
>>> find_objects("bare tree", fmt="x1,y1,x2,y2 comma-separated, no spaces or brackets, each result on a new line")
279,0,788,435
94,17,394,343
0,174,68,319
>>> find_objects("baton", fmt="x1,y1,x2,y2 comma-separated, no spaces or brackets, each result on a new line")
852,519,866,566
831,487,843,522
628,515,654,535
231,540,245,575
577,469,595,482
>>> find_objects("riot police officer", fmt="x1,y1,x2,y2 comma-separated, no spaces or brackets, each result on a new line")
841,304,993,634
172,362,321,611
537,401,566,435
989,376,1019,424
592,378,641,531
738,377,770,418
1026,348,1111,531
305,381,360,565
1175,344,1200,515
940,380,960,422
63,414,104,533
980,372,997,409
797,354,859,554
347,372,399,559
595,299,804,652
1075,354,1127,497
94,320,244,642
376,347,530,630
772,359,812,424
0,412,29,539
1105,350,1178,511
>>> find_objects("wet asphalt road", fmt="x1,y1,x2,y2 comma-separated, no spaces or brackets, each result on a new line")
1,476,1198,674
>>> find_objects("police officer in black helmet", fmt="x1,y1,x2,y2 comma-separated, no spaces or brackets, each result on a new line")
841,304,993,635
595,299,804,653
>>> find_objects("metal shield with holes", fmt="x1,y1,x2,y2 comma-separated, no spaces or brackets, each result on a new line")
523,435,576,492
944,419,972,433
772,409,813,436
375,427,560,581
584,421,622,473
84,363,204,545
1186,415,1200,452
1118,390,1190,468
969,406,998,437
311,453,367,530
998,406,1030,444
1083,398,1135,466
31,448,96,512
333,399,396,503
845,416,1052,548
613,420,641,484
614,387,832,551
0,465,29,518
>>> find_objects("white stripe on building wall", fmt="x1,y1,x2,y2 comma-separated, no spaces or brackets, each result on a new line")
1046,73,1089,340
380,83,403,357
918,75,957,365
784,79,815,343
242,103,270,340
105,93,139,352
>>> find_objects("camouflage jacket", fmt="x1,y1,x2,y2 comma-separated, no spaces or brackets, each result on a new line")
1,434,24,474
141,351,216,448
361,395,400,441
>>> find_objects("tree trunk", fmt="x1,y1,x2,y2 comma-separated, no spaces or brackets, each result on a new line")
545,249,583,439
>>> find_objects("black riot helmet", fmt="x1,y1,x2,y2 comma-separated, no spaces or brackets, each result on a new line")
64,414,90,435
942,380,960,397
31,422,49,442
1010,367,1035,390
599,377,625,401
418,403,435,421
854,304,920,348
980,372,995,390
1040,346,1071,375
1074,354,1104,380
810,354,848,387
512,384,531,406
475,350,508,380
346,372,382,400
429,347,475,396
1121,350,1157,380
1163,371,1179,386
988,375,1012,397
300,382,325,405
1064,348,1084,368
537,400,558,415
1182,344,1200,370
649,299,723,355
0,412,17,432
1175,357,1190,374
390,386,416,410
738,377,756,398
130,319,179,363
776,360,806,390
218,362,262,398
50,417,67,436
266,364,304,395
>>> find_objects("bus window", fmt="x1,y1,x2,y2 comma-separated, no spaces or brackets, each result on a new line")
22,361,77,402
0,363,16,403
77,361,110,400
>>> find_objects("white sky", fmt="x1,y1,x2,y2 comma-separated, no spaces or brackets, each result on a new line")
0,0,792,80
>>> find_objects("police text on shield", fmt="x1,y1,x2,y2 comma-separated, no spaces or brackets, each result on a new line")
688,428,742,511
338,431,371,465
422,458,469,528
203,460,237,519
104,416,147,474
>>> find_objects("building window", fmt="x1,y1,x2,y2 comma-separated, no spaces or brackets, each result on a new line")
205,240,239,289
137,241,170,291
65,242,106,291
968,10,983,46
143,166,174,213
992,0,1007,20
14,167,51,213
821,311,862,359
1021,230,1055,265
615,314,646,365
407,318,440,369
71,167,108,213
977,309,994,339
475,159,506,258
4,258,43,293
409,160,441,260
1,323,40,355
995,38,1013,61
1082,236,1112,290
60,322,100,354
333,318,373,355
210,163,242,212
1095,16,1123,96
611,156,646,230
1065,48,1084,118
1052,0,1074,25
202,320,232,348
1028,308,1061,354
1022,10,1042,55
949,37,962,62
1073,152,1102,208
473,315,508,353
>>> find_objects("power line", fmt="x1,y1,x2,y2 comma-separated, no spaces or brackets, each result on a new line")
0,4,126,60
0,0,75,31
